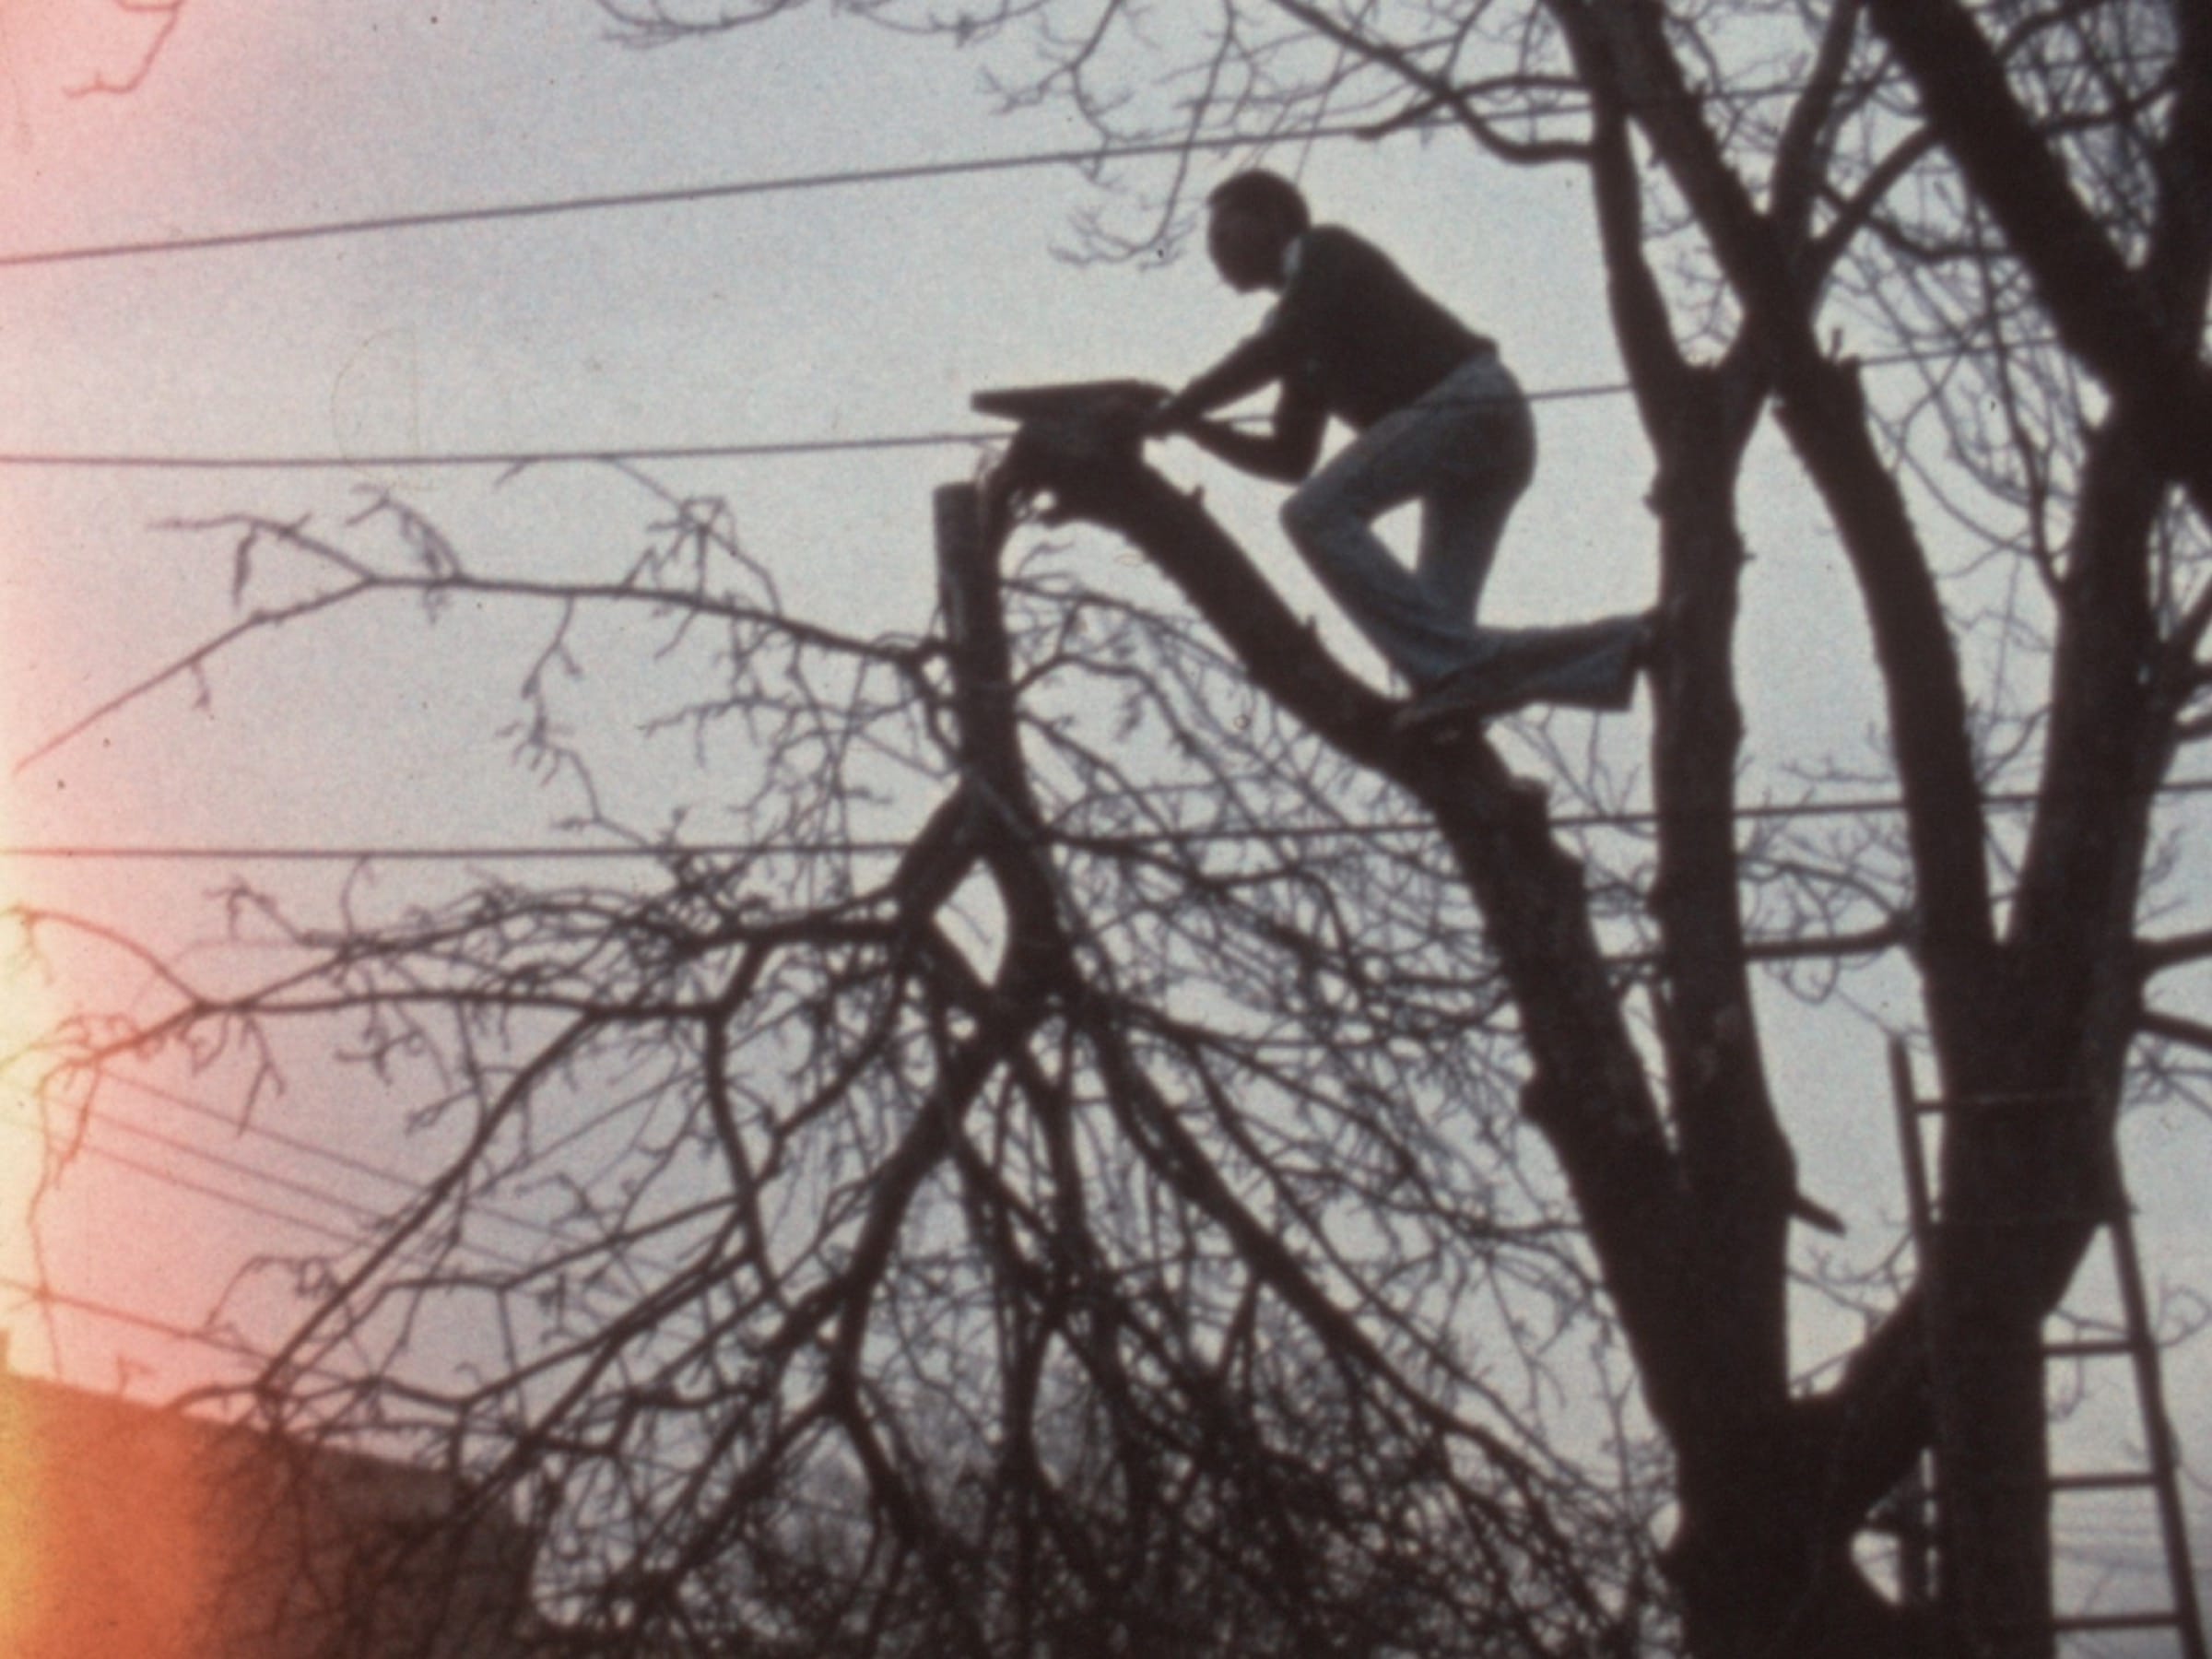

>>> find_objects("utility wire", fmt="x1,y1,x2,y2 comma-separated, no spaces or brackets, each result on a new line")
0,1273,292,1369
4,1078,743,1376
4,1087,651,1277
7,1088,388,1227
0,1085,542,1273
0,345,2055,472
5,776,2210,863
0,429,1000,472
0,1273,455,1404
0,42,2172,279
0,128,1383,275
0,380,1604,473
0,1110,366,1250
95,1072,477,1197
0,1095,702,1307
5,784,2199,1264
86,1071,688,1277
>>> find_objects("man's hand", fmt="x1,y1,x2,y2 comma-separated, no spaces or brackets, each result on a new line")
1143,390,1199,439
1101,381,1171,436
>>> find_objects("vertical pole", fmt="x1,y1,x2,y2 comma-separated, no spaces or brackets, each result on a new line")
2104,1178,2211,1659
1888,1042,1937,1265
1888,1040,1954,1632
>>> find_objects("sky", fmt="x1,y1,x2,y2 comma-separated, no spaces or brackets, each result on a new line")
0,0,2205,1618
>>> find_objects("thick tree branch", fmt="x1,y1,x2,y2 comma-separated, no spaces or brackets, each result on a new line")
2137,924,2212,975
1557,0,2000,1065
1575,22,1797,1408
993,418,1713,1438
2139,1006,2212,1056
1863,0,2212,524
1767,0,1863,253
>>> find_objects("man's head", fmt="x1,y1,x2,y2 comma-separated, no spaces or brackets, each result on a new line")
1205,171,1310,292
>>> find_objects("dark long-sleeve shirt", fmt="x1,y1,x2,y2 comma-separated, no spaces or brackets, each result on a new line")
1169,226,1496,434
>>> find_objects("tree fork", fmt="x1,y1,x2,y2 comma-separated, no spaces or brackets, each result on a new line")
983,417,1937,1656
984,418,1699,1409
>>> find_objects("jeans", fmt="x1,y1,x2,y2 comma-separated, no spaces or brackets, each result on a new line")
1279,350,1641,710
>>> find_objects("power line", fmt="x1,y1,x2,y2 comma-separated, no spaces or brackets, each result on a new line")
5,776,2210,864
0,41,2171,281
0,1110,367,1250
6,1088,388,1228
0,1274,452,1404
0,123,1408,276
88,1071,687,1275
3,782,2195,1283
0,346,2041,472
0,1095,705,1296
5,1088,611,1272
96,1072,471,1197
0,838,911,861
97,1072,503,1203
0,1273,293,1369
1,1086,735,1367
0,429,1000,472
0,1085,552,1275
29,1071,697,1281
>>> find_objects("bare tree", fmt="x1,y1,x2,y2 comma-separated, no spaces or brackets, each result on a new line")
15,481,1665,1655
15,3,2212,1656
582,4,2212,1652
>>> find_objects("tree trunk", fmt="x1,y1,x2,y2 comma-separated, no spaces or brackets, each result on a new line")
1668,1527,1936,1659
1936,1309,2053,1659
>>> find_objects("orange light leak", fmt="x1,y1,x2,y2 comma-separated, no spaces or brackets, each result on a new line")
0,913,46,1277
4,6,222,1651
0,613,66,1658
0,752,229,1659
0,0,205,1285
0,1376,223,1658
0,474,51,1659
0,1382,50,1659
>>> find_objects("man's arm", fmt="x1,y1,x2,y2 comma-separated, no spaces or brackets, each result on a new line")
1171,381,1326,482
1151,326,1288,431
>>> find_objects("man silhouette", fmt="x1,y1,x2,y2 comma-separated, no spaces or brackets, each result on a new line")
1147,171,1648,725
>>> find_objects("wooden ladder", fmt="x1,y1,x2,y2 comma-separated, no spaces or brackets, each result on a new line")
1888,1039,2207,1656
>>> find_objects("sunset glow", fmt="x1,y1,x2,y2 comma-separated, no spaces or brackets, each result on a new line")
2,7,234,1652
0,1375,236,1659
0,545,53,1653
